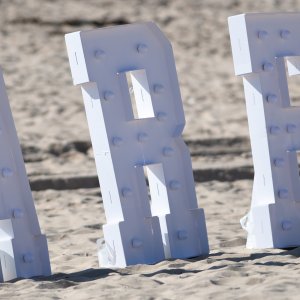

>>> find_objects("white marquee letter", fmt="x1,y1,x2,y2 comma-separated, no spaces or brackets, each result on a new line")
0,69,50,281
65,22,209,267
229,13,300,248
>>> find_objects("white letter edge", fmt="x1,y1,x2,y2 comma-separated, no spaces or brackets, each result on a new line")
229,13,300,248
65,22,209,267
0,68,51,281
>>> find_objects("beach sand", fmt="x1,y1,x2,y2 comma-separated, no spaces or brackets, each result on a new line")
1,0,300,299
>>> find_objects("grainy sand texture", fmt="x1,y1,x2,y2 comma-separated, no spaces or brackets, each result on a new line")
1,0,300,299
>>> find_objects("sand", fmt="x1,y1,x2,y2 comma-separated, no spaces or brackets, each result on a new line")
1,0,300,299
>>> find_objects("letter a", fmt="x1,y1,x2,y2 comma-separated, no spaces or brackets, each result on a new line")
0,68,51,281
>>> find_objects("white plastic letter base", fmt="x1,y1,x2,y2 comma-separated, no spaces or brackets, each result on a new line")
229,13,300,249
65,22,209,268
0,69,51,281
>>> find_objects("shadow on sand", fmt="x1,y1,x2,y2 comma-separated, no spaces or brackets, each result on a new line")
6,247,300,286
